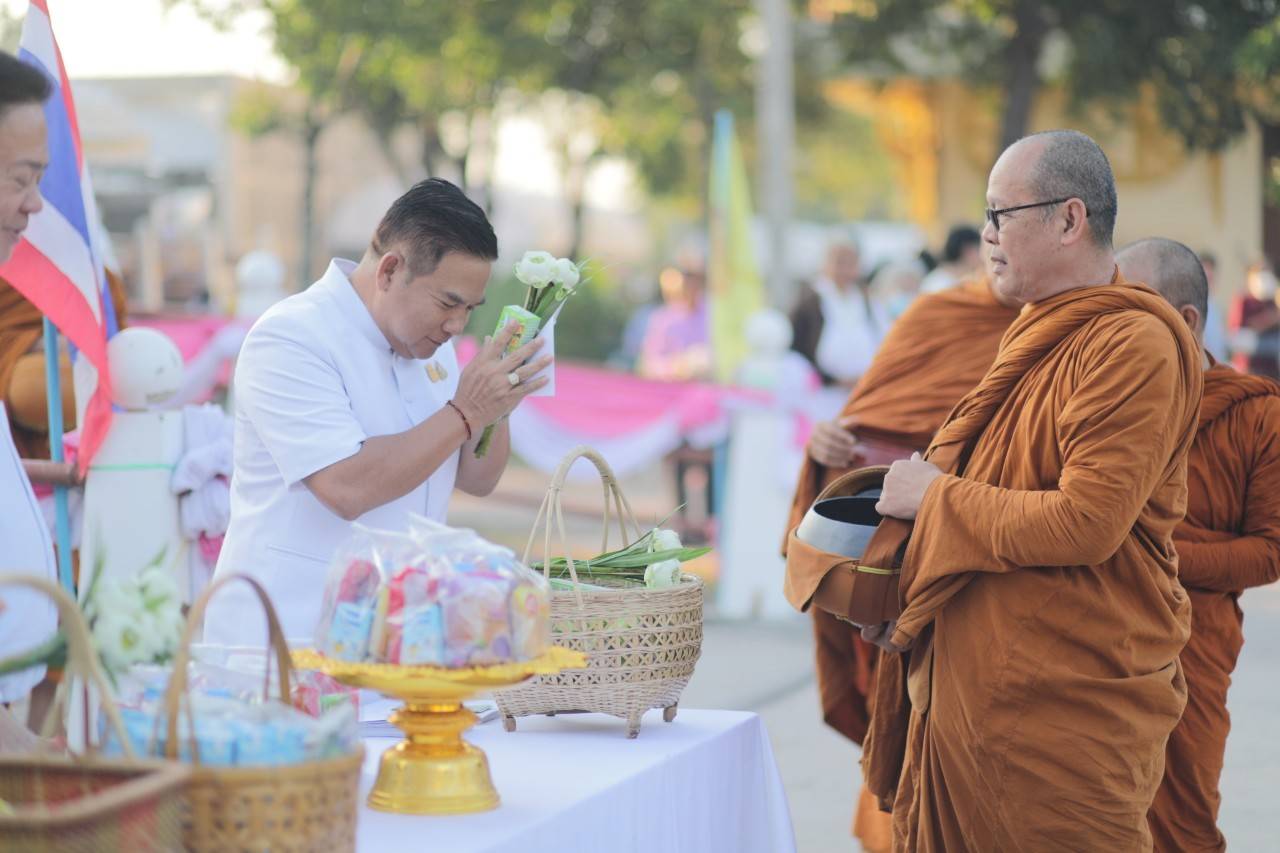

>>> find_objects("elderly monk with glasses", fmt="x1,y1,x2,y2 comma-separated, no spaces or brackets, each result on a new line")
860,130,1201,852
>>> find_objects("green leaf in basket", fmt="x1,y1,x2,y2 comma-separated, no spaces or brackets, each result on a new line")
588,546,712,569
0,631,67,677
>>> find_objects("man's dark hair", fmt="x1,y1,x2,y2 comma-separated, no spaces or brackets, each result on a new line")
0,51,53,120
372,178,498,276
942,225,981,263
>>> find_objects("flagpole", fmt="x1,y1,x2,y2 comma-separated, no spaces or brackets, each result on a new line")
42,318,75,594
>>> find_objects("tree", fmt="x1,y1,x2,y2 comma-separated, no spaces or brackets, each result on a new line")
173,1,372,286
827,0,1280,157
177,0,832,260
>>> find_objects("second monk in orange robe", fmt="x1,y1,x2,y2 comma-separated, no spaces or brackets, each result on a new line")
1120,237,1280,853
783,273,1018,852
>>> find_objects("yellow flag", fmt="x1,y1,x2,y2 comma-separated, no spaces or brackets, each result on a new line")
708,110,765,384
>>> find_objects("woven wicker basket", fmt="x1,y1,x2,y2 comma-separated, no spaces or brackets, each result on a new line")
0,573,190,852
493,447,704,738
160,573,364,852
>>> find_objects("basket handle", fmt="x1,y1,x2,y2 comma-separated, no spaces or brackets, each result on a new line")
0,572,135,758
161,573,293,763
522,446,645,604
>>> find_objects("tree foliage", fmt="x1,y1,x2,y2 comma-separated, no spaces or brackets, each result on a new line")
828,0,1280,154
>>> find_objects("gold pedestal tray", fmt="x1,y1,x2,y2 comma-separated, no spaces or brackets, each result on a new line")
291,647,587,815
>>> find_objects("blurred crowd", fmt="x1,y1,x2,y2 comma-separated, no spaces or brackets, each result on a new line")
620,225,1280,395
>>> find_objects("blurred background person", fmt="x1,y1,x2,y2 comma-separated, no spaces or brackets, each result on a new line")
872,256,926,322
637,262,712,382
789,240,888,391
919,224,982,293
1229,260,1280,379
1199,250,1230,362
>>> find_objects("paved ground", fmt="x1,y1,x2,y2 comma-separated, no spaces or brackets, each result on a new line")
683,586,1280,853
458,460,1280,852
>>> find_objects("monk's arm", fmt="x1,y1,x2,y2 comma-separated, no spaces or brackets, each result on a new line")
917,328,1189,570
1174,536,1280,592
1174,397,1280,591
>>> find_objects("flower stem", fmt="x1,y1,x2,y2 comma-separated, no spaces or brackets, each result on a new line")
474,424,495,457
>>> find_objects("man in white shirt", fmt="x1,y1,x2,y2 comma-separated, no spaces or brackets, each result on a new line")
790,241,891,419
204,179,551,644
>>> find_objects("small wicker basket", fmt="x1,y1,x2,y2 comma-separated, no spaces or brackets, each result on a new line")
493,446,704,738
0,573,190,853
159,573,364,852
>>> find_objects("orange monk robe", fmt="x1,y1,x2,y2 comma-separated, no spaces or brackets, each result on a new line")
784,278,1019,747
866,279,1202,851
0,271,128,459
1148,364,1280,852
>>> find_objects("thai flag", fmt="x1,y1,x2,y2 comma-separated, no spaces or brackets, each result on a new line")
0,0,117,470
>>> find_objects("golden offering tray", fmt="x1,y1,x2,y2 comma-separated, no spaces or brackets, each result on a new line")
291,647,587,816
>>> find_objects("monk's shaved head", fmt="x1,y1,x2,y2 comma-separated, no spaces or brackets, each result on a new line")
1023,130,1118,249
1117,238,1209,335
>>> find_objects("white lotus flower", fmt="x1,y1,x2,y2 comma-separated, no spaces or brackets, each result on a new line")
552,257,580,289
652,528,682,552
85,576,132,623
644,559,682,589
514,251,556,288
145,605,187,660
136,565,179,610
93,606,154,672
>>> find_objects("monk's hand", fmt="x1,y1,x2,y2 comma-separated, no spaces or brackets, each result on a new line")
876,452,942,520
807,419,861,468
453,321,553,427
861,621,911,653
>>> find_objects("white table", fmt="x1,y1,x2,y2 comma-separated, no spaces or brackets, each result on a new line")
356,709,796,853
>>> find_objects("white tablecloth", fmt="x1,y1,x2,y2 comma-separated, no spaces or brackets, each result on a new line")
357,709,796,853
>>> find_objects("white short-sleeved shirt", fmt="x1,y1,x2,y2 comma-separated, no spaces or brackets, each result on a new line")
204,259,461,645
0,405,58,702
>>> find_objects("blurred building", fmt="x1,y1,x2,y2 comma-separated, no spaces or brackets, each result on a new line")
73,75,655,313
826,78,1269,302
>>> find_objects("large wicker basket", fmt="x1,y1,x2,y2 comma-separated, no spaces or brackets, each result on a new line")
0,573,190,852
160,573,364,852
494,447,704,738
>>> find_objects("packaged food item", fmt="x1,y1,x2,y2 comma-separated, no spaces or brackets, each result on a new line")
510,580,551,660
291,669,360,718
101,661,359,767
314,518,552,666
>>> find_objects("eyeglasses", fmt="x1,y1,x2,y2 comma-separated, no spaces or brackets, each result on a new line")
985,198,1076,234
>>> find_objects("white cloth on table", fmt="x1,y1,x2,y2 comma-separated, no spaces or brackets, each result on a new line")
206,259,461,646
356,709,796,853
0,404,58,703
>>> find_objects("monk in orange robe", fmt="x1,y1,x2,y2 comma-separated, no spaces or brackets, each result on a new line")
863,130,1202,851
0,270,128,461
1119,238,1280,853
783,272,1018,849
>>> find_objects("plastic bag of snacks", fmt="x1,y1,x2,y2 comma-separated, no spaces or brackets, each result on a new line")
186,646,361,716
314,520,550,667
103,662,358,767
313,526,413,662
